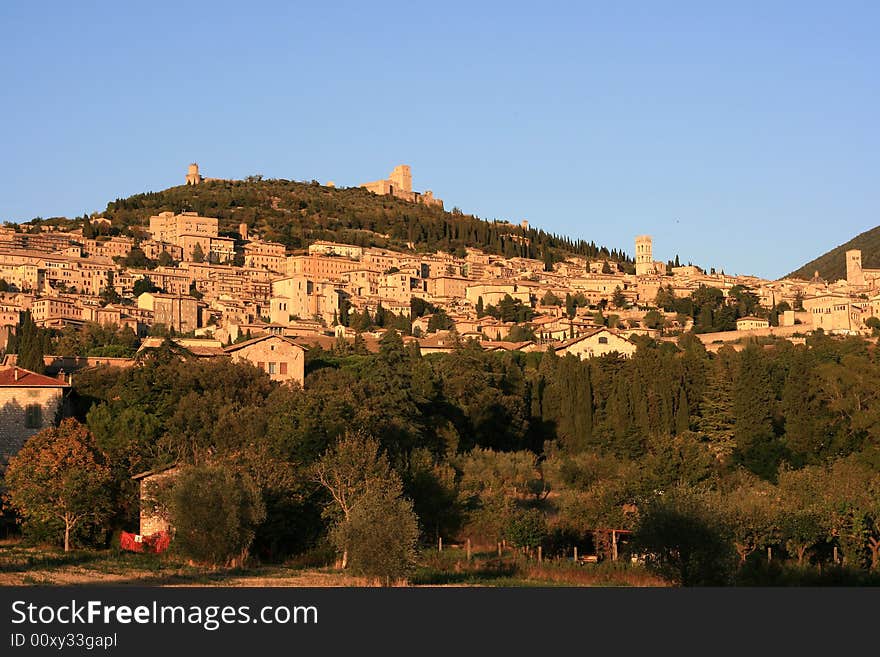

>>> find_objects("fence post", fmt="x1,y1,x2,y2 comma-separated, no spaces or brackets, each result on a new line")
538,546,543,563
467,538,472,561
438,536,442,552
573,546,578,563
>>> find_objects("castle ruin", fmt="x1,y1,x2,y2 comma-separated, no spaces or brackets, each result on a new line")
360,165,443,208
185,163,203,185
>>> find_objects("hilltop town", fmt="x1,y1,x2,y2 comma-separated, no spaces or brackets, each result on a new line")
3,163,880,589
1,163,877,394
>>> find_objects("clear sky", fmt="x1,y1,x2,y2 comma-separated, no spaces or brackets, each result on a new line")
1,1,877,279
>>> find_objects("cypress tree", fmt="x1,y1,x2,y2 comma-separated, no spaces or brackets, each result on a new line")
697,359,736,462
733,346,782,479
16,311,45,373
675,387,690,435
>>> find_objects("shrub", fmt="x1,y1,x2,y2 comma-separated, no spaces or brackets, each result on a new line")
330,489,419,585
506,508,548,549
169,464,265,566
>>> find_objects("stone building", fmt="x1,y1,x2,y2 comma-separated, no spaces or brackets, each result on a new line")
634,235,666,277
554,328,637,360
132,465,180,536
845,250,880,289
137,292,201,333
802,293,864,334
736,316,770,331
148,211,218,245
224,334,306,386
0,366,70,464
244,240,287,271
360,165,443,208
270,276,340,326
307,241,364,260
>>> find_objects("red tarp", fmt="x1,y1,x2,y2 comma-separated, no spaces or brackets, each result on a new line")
120,530,171,554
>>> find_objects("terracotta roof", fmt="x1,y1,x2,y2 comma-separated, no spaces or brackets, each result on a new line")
0,366,70,387
554,327,628,350
481,340,536,351
288,334,383,354
223,334,306,353
131,463,179,481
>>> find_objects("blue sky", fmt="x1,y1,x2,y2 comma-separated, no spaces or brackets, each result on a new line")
1,1,877,279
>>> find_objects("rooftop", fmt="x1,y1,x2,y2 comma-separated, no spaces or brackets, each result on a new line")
0,366,70,387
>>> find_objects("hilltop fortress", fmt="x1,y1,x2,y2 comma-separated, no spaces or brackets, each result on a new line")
360,165,443,209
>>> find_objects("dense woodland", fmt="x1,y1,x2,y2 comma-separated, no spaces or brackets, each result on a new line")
4,330,880,585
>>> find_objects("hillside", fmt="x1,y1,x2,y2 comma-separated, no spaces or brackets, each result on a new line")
787,224,880,281
99,178,631,267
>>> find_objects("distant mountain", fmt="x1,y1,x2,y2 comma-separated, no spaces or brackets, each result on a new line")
97,178,632,268
787,224,880,281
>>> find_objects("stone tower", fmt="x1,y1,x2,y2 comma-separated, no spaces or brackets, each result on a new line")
388,165,412,193
846,249,865,286
185,163,202,185
635,235,653,276
239,222,249,242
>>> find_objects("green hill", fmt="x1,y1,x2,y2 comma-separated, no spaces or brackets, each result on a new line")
97,178,631,268
787,224,880,281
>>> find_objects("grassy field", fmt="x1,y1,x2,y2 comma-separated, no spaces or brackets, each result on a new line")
0,540,668,587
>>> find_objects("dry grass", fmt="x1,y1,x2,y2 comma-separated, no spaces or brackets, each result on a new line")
523,563,669,587
0,540,671,587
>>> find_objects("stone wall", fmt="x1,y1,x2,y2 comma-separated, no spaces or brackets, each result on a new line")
139,467,180,536
0,387,64,463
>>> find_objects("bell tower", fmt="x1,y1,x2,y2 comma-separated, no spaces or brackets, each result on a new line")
635,235,653,276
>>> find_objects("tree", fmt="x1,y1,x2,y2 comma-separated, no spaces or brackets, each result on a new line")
541,291,562,306
506,508,547,550
191,242,205,263
427,309,454,332
312,430,402,568
733,346,783,480
633,487,735,586
329,487,419,584
99,286,121,306
119,247,153,269
168,463,266,566
643,310,665,330
717,475,779,565
132,277,157,297
507,324,536,342
3,419,113,551
15,310,47,373
612,286,627,309
697,357,736,462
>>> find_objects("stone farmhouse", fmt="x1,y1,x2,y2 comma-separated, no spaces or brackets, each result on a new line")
0,366,70,465
554,328,638,360
224,334,306,386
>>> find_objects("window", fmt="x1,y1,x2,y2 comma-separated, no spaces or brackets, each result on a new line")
24,404,42,428
280,362,288,375
598,336,609,344
268,362,277,375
